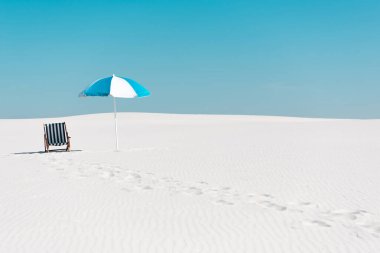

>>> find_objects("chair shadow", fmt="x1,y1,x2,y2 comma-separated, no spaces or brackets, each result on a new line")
13,150,83,155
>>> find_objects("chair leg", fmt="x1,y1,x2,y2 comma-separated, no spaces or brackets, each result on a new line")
66,139,71,152
44,135,48,153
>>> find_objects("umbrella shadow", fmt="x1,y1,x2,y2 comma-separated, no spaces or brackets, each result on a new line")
13,149,83,155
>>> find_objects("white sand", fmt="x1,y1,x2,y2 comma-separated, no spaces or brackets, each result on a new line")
1,113,380,252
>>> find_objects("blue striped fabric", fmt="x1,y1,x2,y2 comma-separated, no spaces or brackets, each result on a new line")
79,77,112,97
44,122,68,146
122,77,151,97
79,75,150,98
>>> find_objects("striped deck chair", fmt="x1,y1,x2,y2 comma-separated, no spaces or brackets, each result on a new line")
43,122,71,152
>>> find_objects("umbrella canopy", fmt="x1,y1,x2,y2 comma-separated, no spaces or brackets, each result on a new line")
79,74,150,98
79,74,150,151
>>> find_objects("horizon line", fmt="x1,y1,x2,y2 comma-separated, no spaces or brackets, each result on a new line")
0,111,379,121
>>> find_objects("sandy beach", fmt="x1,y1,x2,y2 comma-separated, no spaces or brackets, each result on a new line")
1,113,380,252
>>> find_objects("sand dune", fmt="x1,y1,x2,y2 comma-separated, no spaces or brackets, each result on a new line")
1,113,380,252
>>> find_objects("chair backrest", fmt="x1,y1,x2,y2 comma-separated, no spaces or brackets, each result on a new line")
44,122,68,145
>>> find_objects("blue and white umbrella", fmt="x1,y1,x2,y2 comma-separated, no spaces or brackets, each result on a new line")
79,74,150,151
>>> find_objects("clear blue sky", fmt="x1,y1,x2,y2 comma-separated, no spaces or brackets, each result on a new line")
0,0,379,118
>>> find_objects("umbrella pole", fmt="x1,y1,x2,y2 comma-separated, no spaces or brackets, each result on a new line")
113,97,119,151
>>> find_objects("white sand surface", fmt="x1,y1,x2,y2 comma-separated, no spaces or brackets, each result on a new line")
1,113,380,252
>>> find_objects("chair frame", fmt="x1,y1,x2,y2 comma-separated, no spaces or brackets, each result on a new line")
43,123,71,152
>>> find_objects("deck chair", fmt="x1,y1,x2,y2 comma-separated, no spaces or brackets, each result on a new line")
43,122,71,152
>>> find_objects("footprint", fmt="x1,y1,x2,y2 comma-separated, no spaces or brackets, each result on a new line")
124,173,142,182
372,226,380,237
186,187,203,195
41,156,380,238
308,220,331,228
260,201,287,211
161,177,174,182
328,209,369,221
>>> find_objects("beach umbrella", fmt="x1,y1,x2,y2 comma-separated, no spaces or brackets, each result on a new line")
79,74,150,151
